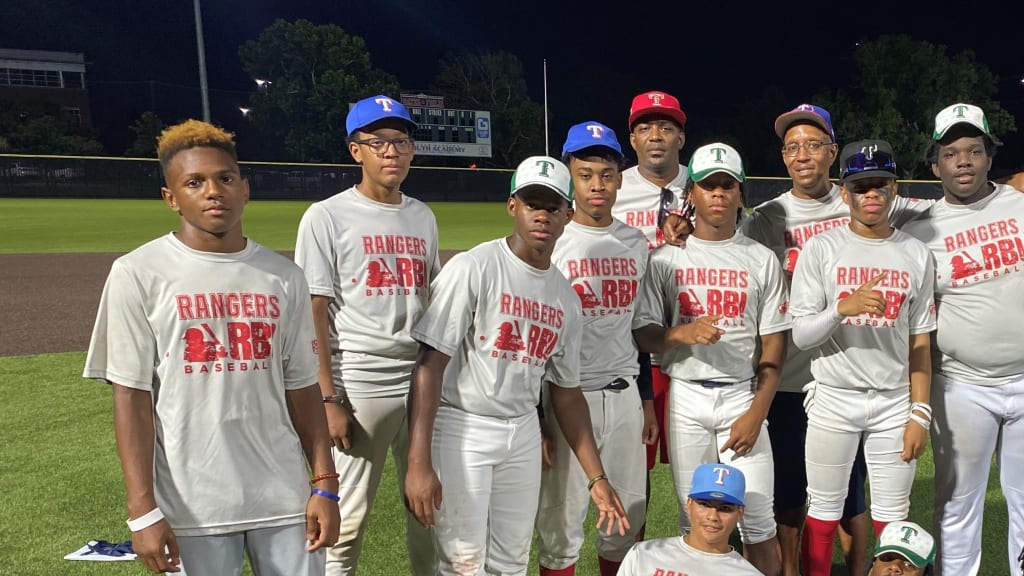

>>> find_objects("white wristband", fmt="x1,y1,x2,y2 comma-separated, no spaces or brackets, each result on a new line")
911,401,932,418
126,508,165,532
909,413,931,431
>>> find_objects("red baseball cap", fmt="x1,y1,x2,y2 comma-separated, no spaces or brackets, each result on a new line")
628,91,687,130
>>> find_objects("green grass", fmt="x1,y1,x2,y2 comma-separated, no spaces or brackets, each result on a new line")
0,197,1014,574
0,352,1013,575
0,198,508,253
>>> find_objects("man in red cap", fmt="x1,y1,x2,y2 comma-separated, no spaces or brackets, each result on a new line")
612,90,691,544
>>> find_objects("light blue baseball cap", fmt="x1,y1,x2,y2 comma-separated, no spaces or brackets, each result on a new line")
562,121,623,157
688,463,746,506
346,94,418,137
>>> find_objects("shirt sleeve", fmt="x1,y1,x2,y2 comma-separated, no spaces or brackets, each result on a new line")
908,250,938,335
82,259,156,390
427,214,442,283
789,239,841,349
633,251,672,330
544,302,581,389
293,203,337,298
411,252,478,357
280,271,320,390
890,196,938,228
757,251,792,335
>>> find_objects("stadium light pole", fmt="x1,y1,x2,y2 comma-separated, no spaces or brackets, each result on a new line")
543,59,549,156
193,0,211,122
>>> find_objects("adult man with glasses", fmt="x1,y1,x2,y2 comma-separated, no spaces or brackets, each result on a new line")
742,105,929,576
294,94,439,576
790,140,935,576
902,103,1024,576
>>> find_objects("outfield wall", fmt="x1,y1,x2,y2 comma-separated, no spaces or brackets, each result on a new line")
0,154,943,206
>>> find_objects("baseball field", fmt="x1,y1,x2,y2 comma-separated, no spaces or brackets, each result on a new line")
0,197,1011,575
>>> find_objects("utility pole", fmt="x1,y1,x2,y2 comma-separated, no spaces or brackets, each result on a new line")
193,0,211,122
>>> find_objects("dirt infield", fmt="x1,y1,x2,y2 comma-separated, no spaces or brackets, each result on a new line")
0,250,462,357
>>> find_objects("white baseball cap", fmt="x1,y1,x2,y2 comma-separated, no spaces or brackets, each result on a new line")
874,521,936,567
687,143,746,183
933,103,996,141
510,156,573,203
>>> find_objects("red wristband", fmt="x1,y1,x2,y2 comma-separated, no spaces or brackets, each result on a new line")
311,472,340,484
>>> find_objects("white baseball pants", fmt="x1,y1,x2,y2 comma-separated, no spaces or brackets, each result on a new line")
931,373,1024,576
805,383,915,523
327,394,436,576
536,383,647,569
667,379,777,544
432,404,542,576
175,523,323,576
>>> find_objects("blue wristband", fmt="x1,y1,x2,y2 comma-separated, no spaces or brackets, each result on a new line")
312,488,340,502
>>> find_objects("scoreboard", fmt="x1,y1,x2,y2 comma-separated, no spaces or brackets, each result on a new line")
401,93,492,158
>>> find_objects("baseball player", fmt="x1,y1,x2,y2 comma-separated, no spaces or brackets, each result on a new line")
742,104,932,575
902,103,1024,576
868,521,936,576
83,120,339,575
633,142,789,576
614,91,691,537
789,139,936,576
616,463,761,576
535,122,653,576
293,94,439,575
404,156,630,576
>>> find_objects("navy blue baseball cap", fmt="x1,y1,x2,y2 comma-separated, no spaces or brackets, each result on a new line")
688,463,746,506
774,104,835,141
562,121,623,157
346,95,418,137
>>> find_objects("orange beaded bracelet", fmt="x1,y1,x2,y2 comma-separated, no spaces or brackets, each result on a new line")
311,472,340,484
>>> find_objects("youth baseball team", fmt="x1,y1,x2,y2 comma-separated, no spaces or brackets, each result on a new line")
83,90,1024,576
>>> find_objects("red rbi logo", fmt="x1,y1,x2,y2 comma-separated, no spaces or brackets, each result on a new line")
182,322,275,362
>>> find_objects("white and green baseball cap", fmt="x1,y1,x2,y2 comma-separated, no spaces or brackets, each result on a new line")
933,103,995,141
510,156,573,203
874,521,936,567
687,143,745,183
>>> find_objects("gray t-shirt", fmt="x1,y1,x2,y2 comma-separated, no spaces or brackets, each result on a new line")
613,165,686,251
552,220,648,390
634,234,791,383
902,184,1024,386
742,184,933,392
84,233,318,536
790,226,936,390
412,239,582,418
294,186,440,397
617,536,761,576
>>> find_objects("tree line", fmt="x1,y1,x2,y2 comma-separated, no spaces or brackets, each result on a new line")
0,21,1015,179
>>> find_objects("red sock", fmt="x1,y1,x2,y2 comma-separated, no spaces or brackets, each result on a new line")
873,520,889,539
802,516,840,576
598,557,620,576
539,564,575,576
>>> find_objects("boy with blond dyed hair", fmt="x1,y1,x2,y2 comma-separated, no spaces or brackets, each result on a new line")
85,119,339,575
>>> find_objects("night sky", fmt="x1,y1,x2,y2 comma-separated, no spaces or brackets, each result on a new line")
4,0,1023,170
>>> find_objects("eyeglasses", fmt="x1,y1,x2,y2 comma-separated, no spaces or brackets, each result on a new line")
781,140,834,157
841,150,896,181
352,137,415,156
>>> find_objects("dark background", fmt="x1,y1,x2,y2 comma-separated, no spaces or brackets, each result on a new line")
3,0,1023,175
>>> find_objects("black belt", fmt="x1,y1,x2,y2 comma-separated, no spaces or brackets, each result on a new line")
694,379,748,388
602,378,631,391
